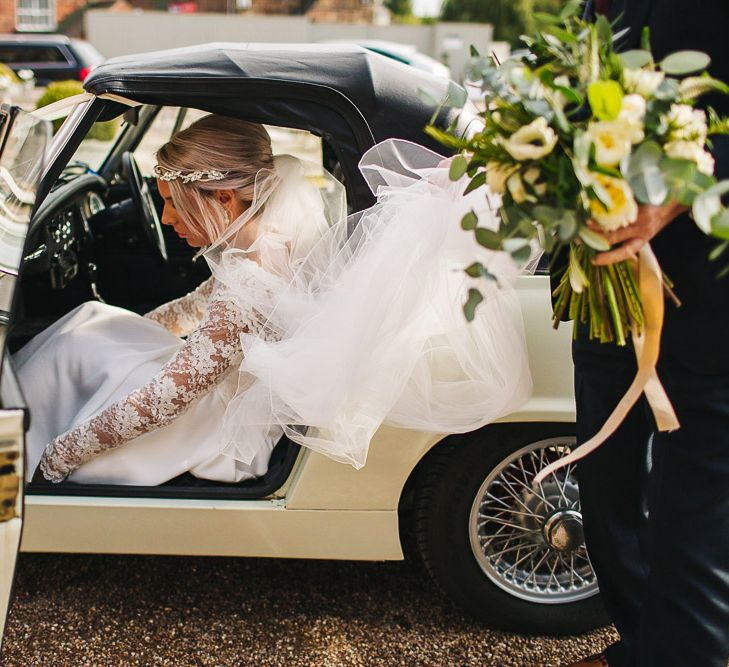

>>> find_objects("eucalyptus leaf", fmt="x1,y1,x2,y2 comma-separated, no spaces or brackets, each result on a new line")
449,155,468,181
630,168,668,206
475,227,503,250
623,141,662,180
660,50,711,75
533,205,561,227
465,262,486,278
653,78,681,102
447,81,468,109
463,288,484,322
557,210,578,242
523,99,554,120
511,244,533,265
587,80,624,121
463,171,487,195
660,157,697,184
693,180,729,233
710,208,729,241
461,210,478,230
579,227,611,251
619,50,653,69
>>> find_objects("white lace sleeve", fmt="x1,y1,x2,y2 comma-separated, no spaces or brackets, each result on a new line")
144,277,215,337
39,298,256,482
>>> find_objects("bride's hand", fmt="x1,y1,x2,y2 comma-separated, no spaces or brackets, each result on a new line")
39,438,77,483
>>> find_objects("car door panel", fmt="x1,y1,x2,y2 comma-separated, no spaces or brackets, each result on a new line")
0,104,52,649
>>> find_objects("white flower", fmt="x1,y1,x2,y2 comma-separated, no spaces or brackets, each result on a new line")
486,162,517,194
623,68,665,97
506,167,548,204
524,167,548,196
665,140,715,175
618,94,646,144
587,120,633,168
502,117,558,161
507,172,529,203
589,173,639,231
665,104,708,143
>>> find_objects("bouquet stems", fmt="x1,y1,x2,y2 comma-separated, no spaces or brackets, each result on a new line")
552,244,644,346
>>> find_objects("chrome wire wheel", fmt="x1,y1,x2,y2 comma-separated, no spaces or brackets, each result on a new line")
468,436,598,604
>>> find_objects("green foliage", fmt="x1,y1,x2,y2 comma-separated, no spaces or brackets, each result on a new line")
440,0,563,46
36,80,119,140
383,0,413,17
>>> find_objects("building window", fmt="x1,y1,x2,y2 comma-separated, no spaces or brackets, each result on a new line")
15,0,58,33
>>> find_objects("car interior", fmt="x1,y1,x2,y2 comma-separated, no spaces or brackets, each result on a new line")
15,104,349,500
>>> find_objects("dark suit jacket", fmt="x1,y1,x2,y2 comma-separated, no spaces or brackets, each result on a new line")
571,0,729,372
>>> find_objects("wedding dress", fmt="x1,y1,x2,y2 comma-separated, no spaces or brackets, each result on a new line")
15,139,534,485
14,264,282,485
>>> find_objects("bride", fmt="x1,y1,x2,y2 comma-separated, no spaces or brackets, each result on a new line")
15,113,533,486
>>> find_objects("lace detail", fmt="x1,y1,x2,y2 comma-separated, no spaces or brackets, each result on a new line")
40,286,276,483
144,277,215,337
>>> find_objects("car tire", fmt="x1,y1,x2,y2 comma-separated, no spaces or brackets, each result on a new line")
413,424,609,635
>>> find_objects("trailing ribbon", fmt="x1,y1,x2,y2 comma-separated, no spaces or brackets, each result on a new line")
534,243,680,485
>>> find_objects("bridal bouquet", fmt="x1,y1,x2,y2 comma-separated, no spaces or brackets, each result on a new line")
428,3,729,345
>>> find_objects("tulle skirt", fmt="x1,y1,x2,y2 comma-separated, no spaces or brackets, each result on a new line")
214,140,535,469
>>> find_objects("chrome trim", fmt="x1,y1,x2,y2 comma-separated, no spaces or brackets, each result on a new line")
41,98,94,182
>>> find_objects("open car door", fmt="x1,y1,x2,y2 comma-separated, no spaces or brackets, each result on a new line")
0,105,52,649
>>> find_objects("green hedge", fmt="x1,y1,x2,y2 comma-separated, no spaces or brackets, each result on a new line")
36,80,119,140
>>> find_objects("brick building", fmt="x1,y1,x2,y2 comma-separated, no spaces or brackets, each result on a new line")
0,0,383,35
1,0,91,34
128,0,380,22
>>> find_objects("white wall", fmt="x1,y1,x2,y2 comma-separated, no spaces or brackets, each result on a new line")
85,10,494,81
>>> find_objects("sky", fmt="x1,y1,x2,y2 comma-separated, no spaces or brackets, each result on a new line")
412,0,444,17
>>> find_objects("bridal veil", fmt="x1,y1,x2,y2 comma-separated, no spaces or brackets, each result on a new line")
204,139,533,469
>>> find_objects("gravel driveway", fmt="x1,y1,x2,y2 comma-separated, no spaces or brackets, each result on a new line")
1,554,616,667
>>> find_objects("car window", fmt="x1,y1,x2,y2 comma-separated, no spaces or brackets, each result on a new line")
134,107,184,174
0,45,69,65
135,107,325,178
66,110,126,173
68,40,104,66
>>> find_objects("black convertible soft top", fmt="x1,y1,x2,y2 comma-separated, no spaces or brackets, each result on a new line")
83,43,477,207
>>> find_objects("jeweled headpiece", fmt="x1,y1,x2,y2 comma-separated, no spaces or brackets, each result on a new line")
153,165,229,183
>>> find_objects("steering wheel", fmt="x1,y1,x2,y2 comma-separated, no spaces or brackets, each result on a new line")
121,151,168,262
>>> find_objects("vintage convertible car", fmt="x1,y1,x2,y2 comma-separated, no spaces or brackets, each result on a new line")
0,43,606,646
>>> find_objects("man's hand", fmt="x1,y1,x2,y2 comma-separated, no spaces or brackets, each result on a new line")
591,201,689,266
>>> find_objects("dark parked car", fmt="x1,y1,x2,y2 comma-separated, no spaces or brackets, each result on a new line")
0,34,104,85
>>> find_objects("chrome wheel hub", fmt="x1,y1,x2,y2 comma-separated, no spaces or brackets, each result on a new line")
468,437,599,604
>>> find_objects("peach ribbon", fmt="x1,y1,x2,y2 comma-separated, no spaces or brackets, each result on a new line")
534,243,680,485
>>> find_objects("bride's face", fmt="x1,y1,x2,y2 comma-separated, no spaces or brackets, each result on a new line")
157,179,250,248
157,178,208,247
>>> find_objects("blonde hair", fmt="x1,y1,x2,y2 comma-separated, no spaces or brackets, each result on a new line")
155,114,274,243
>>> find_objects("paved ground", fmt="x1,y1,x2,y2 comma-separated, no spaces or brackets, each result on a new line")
2,554,616,667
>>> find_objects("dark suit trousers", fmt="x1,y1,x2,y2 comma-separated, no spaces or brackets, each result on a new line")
573,337,729,667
